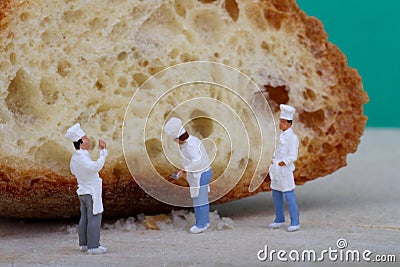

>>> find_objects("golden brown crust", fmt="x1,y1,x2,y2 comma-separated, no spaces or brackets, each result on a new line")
0,0,368,219
0,158,174,218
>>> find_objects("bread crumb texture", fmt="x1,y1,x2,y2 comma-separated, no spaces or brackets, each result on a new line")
0,0,368,218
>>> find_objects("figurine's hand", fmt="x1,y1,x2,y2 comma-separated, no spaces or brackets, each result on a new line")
99,139,106,149
170,172,179,180
178,169,186,178
170,170,184,180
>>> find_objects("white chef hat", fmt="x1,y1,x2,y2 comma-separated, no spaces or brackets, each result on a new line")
65,123,86,142
280,104,296,120
164,117,186,138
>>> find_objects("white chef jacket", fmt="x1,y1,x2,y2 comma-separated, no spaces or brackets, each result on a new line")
270,127,299,192
180,135,211,198
70,149,108,215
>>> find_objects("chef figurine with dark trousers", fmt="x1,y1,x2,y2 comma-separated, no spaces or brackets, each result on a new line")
268,104,300,232
164,117,212,234
65,123,108,254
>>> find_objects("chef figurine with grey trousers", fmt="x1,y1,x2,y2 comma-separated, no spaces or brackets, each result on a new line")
65,123,108,254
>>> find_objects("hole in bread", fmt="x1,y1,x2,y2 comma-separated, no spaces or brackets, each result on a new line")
344,133,352,140
301,137,309,147
5,69,43,123
57,60,72,77
117,51,128,61
263,8,284,30
41,30,55,45
174,2,186,17
89,17,105,31
145,138,163,158
299,109,326,131
20,12,31,22
113,130,120,141
225,0,239,22
10,52,17,65
34,140,70,172
238,157,248,169
189,110,213,138
63,9,85,24
100,123,108,132
198,0,217,3
40,78,59,105
133,51,140,60
111,22,129,41
28,145,38,156
336,144,343,151
112,158,130,179
264,84,289,106
118,76,128,88
261,41,270,52
95,80,105,92
148,65,164,75
169,48,180,59
322,143,334,153
327,125,336,135
180,52,197,62
303,88,316,101
30,178,41,187
133,73,148,86
40,16,51,27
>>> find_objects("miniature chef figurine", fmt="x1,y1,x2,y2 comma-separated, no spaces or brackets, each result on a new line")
268,104,300,232
164,117,212,234
65,123,108,254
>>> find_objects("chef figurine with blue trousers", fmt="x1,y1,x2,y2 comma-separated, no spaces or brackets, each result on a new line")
65,123,108,254
268,104,300,232
164,117,212,234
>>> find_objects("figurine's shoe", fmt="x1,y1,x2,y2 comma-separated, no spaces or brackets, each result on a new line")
87,246,107,255
287,225,300,232
268,222,285,229
98,246,107,253
79,246,88,252
190,224,209,234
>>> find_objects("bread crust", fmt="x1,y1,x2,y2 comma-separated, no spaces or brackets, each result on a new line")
0,0,368,219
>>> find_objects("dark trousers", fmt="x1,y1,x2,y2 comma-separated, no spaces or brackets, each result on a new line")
78,194,102,249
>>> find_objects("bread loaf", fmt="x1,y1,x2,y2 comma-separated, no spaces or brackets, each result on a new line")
0,0,368,219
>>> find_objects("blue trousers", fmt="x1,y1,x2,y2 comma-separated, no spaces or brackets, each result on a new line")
272,189,300,226
193,169,212,228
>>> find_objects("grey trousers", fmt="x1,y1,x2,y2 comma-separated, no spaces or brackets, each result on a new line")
78,194,102,249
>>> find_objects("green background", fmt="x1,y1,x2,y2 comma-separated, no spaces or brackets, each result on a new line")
297,0,400,127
